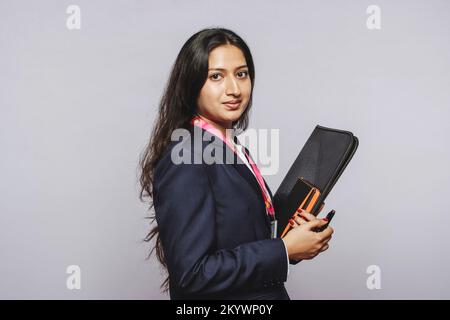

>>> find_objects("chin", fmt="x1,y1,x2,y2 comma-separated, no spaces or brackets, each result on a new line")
224,110,243,121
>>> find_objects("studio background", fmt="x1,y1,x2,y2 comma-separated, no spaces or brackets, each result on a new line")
1,0,449,299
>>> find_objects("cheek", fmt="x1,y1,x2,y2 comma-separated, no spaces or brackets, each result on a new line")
199,83,222,105
243,80,252,97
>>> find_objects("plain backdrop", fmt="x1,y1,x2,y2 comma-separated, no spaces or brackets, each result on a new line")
1,0,449,299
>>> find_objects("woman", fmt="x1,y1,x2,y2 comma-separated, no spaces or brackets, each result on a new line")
139,28,333,300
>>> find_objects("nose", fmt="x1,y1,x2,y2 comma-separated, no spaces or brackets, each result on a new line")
225,76,241,96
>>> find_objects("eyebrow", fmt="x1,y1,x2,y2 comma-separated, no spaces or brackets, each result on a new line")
208,64,248,71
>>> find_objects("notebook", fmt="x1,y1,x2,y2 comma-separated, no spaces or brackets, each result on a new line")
279,177,321,238
273,125,359,237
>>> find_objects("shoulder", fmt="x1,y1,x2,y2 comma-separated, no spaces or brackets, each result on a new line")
154,126,209,183
153,142,214,204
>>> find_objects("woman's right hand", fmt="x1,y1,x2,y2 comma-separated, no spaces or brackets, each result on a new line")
281,211,334,261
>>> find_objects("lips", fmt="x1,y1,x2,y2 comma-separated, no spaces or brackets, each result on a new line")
223,100,241,109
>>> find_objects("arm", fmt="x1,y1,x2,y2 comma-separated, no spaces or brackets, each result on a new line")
153,149,288,296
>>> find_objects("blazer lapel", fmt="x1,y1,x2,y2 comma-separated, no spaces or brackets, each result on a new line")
233,140,272,230
190,124,272,231
232,159,272,231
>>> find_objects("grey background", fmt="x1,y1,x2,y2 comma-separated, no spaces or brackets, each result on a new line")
1,0,449,299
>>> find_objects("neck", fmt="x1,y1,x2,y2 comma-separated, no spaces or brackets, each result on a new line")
195,114,233,139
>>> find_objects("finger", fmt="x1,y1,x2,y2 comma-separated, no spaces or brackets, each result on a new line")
289,212,306,226
299,210,317,222
288,218,299,228
294,216,307,226
319,226,334,238
320,244,329,252
305,218,328,231
320,234,332,244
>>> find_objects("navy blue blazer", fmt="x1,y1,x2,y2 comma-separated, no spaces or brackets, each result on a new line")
153,124,294,300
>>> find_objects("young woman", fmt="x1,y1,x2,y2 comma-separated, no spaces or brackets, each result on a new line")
139,28,333,300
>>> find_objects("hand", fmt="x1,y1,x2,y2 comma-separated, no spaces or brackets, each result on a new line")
282,210,334,261
291,202,325,226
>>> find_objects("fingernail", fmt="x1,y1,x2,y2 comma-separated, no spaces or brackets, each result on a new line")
289,219,295,226
322,218,328,222
297,208,303,213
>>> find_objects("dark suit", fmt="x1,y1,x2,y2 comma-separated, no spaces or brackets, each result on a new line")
153,124,294,299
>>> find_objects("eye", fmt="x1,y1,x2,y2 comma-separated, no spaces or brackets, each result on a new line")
237,70,249,78
209,73,223,81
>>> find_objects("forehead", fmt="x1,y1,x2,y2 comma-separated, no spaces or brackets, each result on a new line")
208,44,246,69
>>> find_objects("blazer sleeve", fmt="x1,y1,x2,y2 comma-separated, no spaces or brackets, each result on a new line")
153,149,288,296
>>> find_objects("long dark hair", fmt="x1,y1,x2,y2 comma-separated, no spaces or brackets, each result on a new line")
139,27,256,294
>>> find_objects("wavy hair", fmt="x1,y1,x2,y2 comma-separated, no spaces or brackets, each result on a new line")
139,27,256,293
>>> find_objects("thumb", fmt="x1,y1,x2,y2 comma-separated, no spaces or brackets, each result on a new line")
305,218,327,231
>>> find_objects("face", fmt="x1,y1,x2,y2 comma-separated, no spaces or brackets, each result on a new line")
196,44,252,129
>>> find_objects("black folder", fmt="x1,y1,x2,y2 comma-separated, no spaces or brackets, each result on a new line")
273,125,359,237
